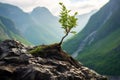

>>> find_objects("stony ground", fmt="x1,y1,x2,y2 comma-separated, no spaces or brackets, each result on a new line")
0,40,107,80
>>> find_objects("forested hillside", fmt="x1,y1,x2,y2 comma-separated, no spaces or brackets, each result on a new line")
63,0,120,75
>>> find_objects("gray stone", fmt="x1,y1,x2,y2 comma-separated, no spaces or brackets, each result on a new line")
0,40,107,80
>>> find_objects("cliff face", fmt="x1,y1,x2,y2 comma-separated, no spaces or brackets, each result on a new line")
0,40,107,80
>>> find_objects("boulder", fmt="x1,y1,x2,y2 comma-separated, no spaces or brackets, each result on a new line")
0,40,107,80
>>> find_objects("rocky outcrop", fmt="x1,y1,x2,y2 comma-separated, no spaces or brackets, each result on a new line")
0,40,107,80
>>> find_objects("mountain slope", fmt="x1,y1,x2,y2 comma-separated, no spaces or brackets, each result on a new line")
0,3,64,45
63,0,120,75
0,16,31,45
0,19,9,40
30,7,64,44
0,2,95,45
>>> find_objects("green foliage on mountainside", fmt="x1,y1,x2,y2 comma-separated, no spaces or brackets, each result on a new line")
62,0,120,75
62,0,119,54
0,2,64,45
62,31,84,54
77,28,120,75
0,20,9,40
77,9,120,75
9,31,32,45
0,16,31,45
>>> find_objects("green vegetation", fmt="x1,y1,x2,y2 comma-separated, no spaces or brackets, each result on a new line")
9,31,32,45
0,16,31,45
77,28,120,75
59,2,78,46
29,43,57,54
29,43,62,58
77,9,120,75
29,43,73,63
63,0,120,75
29,46,44,54
62,32,85,54
0,20,10,41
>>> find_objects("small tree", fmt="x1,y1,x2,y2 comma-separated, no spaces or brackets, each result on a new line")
59,2,78,46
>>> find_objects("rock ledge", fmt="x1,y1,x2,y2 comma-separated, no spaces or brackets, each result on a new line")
0,40,107,80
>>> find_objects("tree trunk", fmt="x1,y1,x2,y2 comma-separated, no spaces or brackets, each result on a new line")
59,32,69,46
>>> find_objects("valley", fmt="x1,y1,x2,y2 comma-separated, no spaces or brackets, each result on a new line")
63,0,120,76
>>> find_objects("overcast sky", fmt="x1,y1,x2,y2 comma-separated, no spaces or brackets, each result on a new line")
0,0,109,16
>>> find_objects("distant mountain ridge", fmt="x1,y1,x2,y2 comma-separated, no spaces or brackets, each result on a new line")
63,0,120,75
0,2,63,45
30,6,64,44
0,2,93,45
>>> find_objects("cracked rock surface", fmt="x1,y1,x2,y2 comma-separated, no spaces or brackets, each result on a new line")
0,40,107,80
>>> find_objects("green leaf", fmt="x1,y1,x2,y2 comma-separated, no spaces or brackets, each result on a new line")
58,2,78,45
